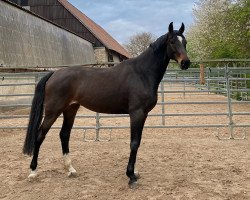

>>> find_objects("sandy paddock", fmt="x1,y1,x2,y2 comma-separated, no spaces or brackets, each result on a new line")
0,85,249,200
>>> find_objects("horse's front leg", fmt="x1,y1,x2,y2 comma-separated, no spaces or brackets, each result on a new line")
127,109,147,188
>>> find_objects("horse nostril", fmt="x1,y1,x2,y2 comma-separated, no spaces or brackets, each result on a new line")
181,60,190,69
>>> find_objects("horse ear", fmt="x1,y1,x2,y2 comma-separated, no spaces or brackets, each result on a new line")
179,23,185,34
168,22,173,33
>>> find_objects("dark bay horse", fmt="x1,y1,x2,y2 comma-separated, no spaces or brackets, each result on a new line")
23,22,190,188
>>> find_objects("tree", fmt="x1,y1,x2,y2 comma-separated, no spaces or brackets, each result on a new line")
225,0,250,58
186,0,249,60
123,32,156,57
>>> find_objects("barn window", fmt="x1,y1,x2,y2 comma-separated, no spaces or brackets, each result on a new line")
108,53,114,62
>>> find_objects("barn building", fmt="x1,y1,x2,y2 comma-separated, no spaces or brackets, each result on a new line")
0,0,94,67
8,0,130,63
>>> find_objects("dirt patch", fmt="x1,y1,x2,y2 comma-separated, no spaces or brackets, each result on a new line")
0,128,249,200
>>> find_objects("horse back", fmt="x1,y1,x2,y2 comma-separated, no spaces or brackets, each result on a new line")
45,65,132,114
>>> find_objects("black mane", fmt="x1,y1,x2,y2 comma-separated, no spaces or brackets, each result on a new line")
150,34,168,52
149,34,168,67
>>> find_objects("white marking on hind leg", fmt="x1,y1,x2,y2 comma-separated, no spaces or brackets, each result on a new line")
28,170,37,181
63,154,77,177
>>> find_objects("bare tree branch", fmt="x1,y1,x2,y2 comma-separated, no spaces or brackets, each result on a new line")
123,32,156,57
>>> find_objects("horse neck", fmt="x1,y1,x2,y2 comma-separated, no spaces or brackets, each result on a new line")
134,47,169,91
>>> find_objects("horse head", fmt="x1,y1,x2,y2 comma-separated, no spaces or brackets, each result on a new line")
166,22,190,70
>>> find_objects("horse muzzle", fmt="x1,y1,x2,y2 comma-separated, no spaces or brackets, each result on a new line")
180,59,190,70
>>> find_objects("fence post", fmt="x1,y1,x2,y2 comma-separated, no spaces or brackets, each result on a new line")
183,75,186,99
207,67,211,94
35,74,39,86
199,64,205,85
95,112,100,141
225,65,234,139
160,81,165,125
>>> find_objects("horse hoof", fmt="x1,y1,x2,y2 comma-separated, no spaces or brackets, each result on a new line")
68,170,77,178
129,180,138,189
135,172,141,180
28,170,37,181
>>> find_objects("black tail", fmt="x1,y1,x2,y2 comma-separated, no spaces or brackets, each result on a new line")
23,72,54,155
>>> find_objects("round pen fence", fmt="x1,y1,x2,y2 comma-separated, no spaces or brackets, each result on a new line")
0,60,249,140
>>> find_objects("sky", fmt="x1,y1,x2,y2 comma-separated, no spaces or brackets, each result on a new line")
68,0,196,44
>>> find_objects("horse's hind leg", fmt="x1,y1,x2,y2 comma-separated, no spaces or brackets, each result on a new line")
60,103,80,177
29,112,60,180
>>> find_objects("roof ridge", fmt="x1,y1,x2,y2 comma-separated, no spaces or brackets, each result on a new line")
58,0,130,58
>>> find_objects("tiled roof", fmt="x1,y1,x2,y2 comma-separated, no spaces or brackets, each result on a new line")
58,0,130,58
